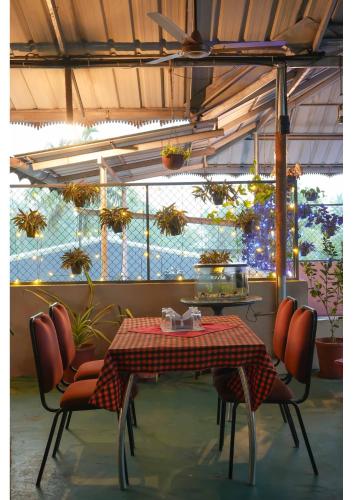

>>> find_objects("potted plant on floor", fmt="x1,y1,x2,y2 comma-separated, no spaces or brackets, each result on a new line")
100,207,133,233
62,183,100,208
161,144,191,170
302,237,343,379
192,182,239,206
155,203,188,236
199,250,231,264
12,209,47,238
26,273,129,381
61,248,92,275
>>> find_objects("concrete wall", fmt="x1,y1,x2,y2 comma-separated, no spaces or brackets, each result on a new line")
10,280,308,377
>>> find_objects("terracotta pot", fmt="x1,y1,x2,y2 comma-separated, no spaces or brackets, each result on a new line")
162,154,185,170
71,263,82,275
63,343,96,383
316,337,343,379
212,193,225,205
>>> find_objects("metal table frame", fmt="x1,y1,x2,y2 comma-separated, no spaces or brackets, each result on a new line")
117,367,256,490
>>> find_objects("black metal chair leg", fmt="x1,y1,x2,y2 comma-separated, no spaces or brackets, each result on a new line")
219,400,226,451
228,403,237,479
126,408,135,456
124,445,129,486
65,411,72,430
279,403,287,423
291,403,318,475
216,396,221,425
283,404,299,448
130,400,137,427
36,411,61,487
52,411,67,457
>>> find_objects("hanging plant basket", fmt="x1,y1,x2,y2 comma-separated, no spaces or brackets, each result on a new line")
162,154,185,170
99,208,133,234
61,248,92,275
212,192,225,205
161,145,191,171
12,209,47,238
155,204,188,236
62,183,100,208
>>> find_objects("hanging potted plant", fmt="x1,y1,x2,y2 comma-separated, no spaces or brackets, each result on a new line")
12,209,47,238
161,144,191,170
61,248,92,275
301,187,322,202
299,241,315,257
192,182,239,206
301,237,343,379
62,183,100,208
155,203,188,236
100,207,133,233
233,208,260,235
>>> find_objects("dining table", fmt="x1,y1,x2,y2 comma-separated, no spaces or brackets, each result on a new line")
89,315,277,491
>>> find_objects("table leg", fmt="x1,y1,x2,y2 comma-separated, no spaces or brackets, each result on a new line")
212,305,224,316
118,374,135,490
237,367,256,486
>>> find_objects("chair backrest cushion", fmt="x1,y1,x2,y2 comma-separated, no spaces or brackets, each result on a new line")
50,303,76,370
273,297,296,362
284,307,317,384
30,313,63,393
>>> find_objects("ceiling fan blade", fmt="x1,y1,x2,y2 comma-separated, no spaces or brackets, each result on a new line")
146,52,183,65
212,40,287,50
147,12,188,43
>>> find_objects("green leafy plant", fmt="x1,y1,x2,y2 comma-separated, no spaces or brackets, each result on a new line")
161,144,191,160
300,187,322,202
199,250,231,264
61,248,92,275
62,183,100,208
100,207,133,233
248,162,275,204
192,182,245,205
155,203,188,236
301,236,343,340
12,209,47,238
25,273,128,348
232,208,260,234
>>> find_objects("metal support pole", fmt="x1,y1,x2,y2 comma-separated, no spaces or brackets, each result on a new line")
275,63,289,305
65,67,73,123
121,187,128,280
145,186,151,280
293,179,299,279
253,132,259,175
99,158,108,281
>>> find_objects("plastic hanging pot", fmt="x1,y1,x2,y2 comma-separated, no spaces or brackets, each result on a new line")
73,199,86,208
168,222,182,236
243,221,256,235
71,263,82,275
162,154,185,170
111,221,123,233
212,193,225,205
25,228,36,238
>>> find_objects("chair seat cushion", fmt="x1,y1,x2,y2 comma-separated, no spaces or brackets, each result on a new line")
60,379,98,410
213,373,294,404
74,359,104,381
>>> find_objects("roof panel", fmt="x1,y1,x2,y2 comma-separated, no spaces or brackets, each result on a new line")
216,0,248,41
244,0,276,41
11,0,55,43
270,0,303,39
113,68,141,108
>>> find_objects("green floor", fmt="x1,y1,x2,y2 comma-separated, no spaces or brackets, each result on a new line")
11,373,342,500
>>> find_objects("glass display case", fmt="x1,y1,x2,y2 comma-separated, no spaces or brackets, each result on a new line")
194,263,249,299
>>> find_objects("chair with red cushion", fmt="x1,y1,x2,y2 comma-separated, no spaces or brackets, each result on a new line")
29,312,131,487
49,302,138,440
214,306,318,479
215,296,297,433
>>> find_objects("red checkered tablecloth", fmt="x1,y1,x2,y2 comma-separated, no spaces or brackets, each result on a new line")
89,316,277,412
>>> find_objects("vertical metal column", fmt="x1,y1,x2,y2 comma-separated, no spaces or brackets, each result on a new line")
293,179,299,279
99,158,108,281
275,63,289,305
253,132,259,175
121,187,128,280
145,186,151,280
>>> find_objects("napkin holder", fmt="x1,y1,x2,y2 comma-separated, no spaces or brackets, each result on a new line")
161,308,198,332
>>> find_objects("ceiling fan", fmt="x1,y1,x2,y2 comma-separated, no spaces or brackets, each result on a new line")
147,9,288,65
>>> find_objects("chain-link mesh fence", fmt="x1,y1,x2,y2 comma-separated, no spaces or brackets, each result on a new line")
10,180,341,283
